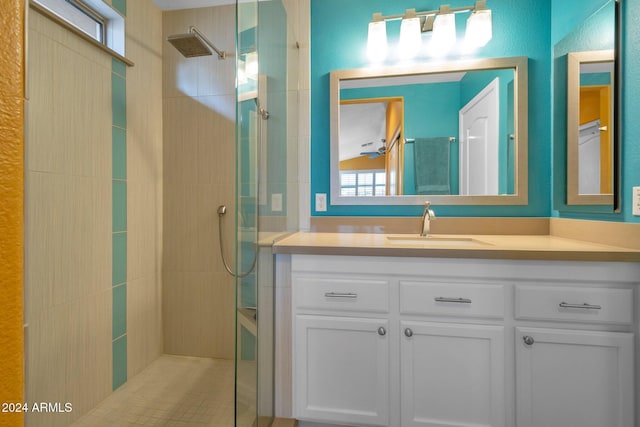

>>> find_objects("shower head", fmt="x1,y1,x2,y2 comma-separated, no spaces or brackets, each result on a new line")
167,26,227,59
168,33,211,57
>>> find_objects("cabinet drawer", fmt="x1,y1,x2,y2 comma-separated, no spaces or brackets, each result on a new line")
399,281,504,318
294,276,389,314
515,285,633,324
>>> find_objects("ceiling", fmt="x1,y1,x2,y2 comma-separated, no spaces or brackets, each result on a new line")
340,102,387,162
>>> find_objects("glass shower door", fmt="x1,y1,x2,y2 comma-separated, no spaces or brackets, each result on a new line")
235,0,292,424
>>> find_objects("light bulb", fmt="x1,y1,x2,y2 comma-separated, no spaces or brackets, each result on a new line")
465,9,492,48
367,19,388,62
399,16,422,59
431,13,456,56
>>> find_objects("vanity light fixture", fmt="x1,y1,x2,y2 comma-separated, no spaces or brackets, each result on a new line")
367,0,492,60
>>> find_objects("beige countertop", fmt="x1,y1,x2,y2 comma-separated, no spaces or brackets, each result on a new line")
272,232,640,262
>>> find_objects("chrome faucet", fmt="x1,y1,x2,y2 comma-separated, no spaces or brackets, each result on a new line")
420,201,436,237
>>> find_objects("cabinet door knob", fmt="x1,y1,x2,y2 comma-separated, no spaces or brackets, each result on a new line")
404,328,413,338
523,335,535,346
377,327,386,336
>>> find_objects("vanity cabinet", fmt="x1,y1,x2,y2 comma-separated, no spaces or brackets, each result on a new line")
515,327,634,427
293,276,391,426
295,315,390,426
400,321,505,427
398,280,506,427
288,255,639,427
514,284,635,427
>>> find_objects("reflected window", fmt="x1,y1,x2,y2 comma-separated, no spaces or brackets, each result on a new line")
340,170,386,196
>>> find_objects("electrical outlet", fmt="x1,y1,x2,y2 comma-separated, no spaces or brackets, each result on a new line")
633,187,640,216
315,193,327,212
271,193,282,212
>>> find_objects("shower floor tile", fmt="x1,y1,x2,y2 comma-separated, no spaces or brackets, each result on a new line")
72,355,235,426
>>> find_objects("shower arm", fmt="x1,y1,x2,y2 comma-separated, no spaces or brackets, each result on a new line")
190,26,227,59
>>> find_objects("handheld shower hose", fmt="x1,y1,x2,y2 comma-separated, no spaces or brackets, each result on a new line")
217,205,257,278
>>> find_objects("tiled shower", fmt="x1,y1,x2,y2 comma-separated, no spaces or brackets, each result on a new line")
24,0,303,425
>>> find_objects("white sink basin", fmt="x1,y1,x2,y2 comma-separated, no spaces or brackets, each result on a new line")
386,235,490,247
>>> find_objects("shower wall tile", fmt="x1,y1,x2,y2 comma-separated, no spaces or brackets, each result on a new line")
112,232,127,286
194,5,236,97
29,10,112,72
162,8,200,99
112,180,127,232
26,0,164,422
112,0,126,16
112,57,127,77
274,255,292,418
64,291,112,422
125,0,163,379
112,127,127,180
112,335,127,390
126,277,162,377
162,182,233,273
26,291,111,427
163,5,237,360
25,173,110,316
163,272,234,359
112,284,127,340
26,27,111,177
111,27,128,391
162,97,200,185
197,95,236,187
112,74,127,129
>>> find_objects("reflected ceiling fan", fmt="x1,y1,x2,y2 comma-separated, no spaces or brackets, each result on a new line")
360,139,386,159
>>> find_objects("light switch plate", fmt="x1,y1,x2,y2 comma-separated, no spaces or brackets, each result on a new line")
315,193,327,212
633,187,640,216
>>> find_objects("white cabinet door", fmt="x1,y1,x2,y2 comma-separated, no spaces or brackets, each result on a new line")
295,315,390,426
515,327,634,427
400,321,505,427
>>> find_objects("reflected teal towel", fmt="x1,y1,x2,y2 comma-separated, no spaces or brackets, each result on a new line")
414,137,451,195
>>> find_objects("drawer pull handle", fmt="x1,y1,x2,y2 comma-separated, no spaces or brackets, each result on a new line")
324,292,358,299
434,297,472,304
559,302,602,310
404,328,413,338
378,327,386,336
523,335,535,346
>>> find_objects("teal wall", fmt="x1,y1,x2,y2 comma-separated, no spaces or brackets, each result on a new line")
551,0,611,44
310,0,552,217
311,0,640,222
550,0,638,221
621,0,640,223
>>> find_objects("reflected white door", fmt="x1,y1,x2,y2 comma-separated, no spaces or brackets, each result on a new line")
578,119,601,194
459,78,499,195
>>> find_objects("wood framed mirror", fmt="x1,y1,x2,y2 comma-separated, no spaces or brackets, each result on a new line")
329,56,528,206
